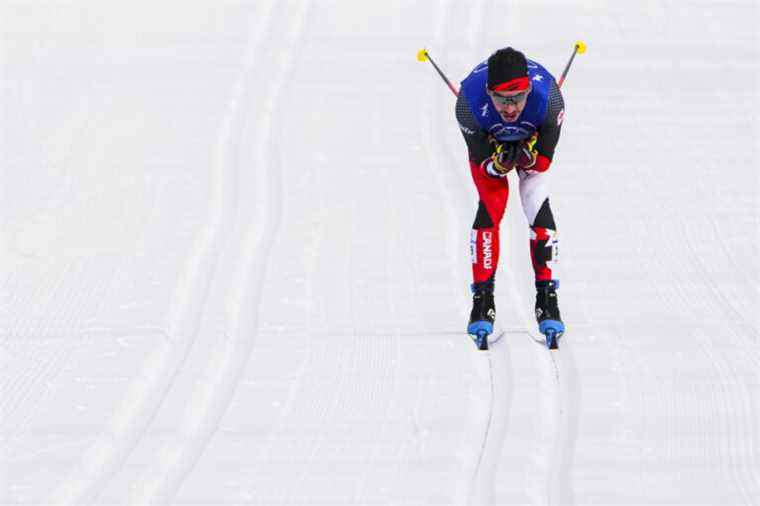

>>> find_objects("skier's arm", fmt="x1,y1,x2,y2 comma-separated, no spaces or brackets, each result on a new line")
530,80,565,172
455,93,493,165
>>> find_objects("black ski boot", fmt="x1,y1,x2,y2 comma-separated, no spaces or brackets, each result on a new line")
468,281,495,350
535,280,564,349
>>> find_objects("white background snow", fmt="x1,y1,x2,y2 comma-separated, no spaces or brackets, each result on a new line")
2,1,758,504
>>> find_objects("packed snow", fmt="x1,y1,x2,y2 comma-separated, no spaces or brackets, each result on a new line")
2,1,758,504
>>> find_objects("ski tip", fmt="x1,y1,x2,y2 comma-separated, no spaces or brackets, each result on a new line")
467,320,493,350
475,330,489,350
546,330,559,350
539,319,564,350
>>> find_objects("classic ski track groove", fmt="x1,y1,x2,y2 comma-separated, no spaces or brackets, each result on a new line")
129,2,312,504
422,1,522,503
425,2,522,503
46,4,281,504
468,352,496,505
421,1,485,503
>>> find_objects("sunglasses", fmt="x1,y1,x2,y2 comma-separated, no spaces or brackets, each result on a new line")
488,88,530,105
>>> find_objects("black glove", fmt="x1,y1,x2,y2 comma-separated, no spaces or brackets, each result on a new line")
485,138,538,177
515,134,538,169
485,142,520,177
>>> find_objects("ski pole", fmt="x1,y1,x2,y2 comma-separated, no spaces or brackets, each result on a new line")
557,40,587,89
417,49,459,97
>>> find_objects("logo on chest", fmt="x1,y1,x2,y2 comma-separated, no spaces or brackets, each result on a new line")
488,123,534,140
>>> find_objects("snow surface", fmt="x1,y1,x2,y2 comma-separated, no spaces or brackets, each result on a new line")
2,1,759,505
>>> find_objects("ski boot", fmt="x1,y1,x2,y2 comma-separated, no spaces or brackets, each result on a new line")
467,281,495,350
535,280,564,350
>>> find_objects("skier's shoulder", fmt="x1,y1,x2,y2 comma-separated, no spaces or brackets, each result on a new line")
526,58,555,81
524,59,564,127
460,59,489,97
526,59,555,100
459,60,491,123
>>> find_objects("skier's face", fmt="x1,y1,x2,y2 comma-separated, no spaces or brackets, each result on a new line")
488,87,531,122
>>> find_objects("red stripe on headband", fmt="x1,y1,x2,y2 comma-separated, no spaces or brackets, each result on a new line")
491,76,530,92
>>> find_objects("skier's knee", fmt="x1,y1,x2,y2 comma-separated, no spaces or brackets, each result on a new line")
473,200,494,229
532,198,556,229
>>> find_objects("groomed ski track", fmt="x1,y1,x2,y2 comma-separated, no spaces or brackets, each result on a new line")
2,1,758,505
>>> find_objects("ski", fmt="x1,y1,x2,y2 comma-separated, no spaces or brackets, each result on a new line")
538,319,564,350
468,329,505,351
472,330,489,350
544,328,559,350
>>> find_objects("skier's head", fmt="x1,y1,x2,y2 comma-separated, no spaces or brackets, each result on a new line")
487,47,531,122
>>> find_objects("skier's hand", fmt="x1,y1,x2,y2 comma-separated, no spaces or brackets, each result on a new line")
515,135,538,169
485,142,519,177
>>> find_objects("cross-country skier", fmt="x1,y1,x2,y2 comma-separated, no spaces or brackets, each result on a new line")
456,47,565,343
